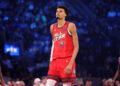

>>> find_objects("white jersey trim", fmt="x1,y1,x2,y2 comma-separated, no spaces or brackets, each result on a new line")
67,28,72,36
50,41,54,62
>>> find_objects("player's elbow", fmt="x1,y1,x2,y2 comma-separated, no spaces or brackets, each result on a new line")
74,43,79,52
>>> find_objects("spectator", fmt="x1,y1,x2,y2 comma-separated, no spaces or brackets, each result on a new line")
107,78,114,86
85,79,93,86
33,78,41,86
40,77,47,86
103,79,108,86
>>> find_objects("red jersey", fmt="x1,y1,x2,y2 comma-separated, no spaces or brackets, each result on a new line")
50,21,74,61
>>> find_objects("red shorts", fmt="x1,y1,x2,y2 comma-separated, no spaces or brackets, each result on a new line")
47,57,76,83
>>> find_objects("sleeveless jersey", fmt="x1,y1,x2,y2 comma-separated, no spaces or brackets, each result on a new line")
50,21,74,61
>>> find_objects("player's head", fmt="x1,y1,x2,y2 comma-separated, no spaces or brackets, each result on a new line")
56,5,69,20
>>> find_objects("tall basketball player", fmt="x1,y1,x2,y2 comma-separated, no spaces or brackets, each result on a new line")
46,5,79,86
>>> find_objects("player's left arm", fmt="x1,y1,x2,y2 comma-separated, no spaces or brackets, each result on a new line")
64,23,79,74
69,23,79,66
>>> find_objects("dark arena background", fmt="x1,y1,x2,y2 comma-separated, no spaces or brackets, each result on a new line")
0,0,120,86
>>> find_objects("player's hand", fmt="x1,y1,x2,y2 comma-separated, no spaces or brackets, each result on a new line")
64,63,72,74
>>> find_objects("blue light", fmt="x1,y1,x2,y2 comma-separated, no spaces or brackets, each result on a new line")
15,17,19,21
108,26,112,30
4,43,20,56
42,15,47,23
4,16,9,21
107,11,116,17
30,22,37,29
118,12,120,17
104,41,111,47
29,4,34,10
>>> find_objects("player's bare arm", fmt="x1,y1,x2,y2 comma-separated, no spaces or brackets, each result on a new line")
49,24,54,67
64,23,79,74
50,24,53,38
50,24,56,42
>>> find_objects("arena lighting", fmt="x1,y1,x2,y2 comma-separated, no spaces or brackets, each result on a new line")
4,43,20,56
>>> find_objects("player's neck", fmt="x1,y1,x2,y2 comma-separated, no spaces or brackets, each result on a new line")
57,19,66,28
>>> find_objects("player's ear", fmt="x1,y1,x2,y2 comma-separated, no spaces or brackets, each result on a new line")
65,13,67,17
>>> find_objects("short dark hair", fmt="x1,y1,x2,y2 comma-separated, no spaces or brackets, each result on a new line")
57,5,70,16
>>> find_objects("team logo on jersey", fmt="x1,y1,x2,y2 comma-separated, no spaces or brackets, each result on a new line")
54,32,66,42
60,42,64,46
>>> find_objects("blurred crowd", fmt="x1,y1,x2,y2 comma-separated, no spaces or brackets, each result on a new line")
0,0,120,86
2,77,120,86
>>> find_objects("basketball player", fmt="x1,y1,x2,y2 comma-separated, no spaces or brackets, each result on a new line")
46,5,79,86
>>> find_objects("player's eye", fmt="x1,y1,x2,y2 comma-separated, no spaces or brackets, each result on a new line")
60,10,62,12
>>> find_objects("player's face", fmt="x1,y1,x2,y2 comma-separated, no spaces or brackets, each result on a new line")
56,8,67,20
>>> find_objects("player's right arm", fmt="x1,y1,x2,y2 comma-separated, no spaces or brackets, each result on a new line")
50,24,54,40
49,24,54,67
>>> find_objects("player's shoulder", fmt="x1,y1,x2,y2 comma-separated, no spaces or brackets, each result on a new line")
68,22,75,27
50,23,57,28
50,24,54,28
